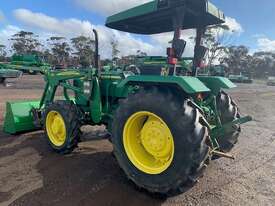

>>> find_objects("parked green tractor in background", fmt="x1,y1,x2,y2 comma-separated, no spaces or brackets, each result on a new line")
0,66,22,84
229,72,253,84
3,0,252,195
206,65,226,77
0,55,50,75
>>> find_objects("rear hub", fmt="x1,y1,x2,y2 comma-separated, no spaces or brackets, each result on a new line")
123,111,174,174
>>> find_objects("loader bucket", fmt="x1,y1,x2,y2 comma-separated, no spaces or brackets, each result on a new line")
3,101,40,134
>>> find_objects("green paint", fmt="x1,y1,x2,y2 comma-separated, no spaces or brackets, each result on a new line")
0,68,22,79
0,55,51,74
106,0,225,34
228,74,253,84
91,77,102,123
106,1,157,28
198,76,236,95
211,115,252,139
118,75,210,94
2,0,252,155
3,101,40,134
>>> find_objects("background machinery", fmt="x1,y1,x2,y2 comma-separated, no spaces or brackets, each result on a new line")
0,55,50,75
3,0,252,196
0,66,22,84
228,72,253,84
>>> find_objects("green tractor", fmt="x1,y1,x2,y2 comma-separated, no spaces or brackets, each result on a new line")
228,72,253,84
0,55,51,75
3,0,252,195
0,66,22,84
208,65,226,77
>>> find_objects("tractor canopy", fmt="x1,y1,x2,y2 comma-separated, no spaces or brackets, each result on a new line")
105,0,225,34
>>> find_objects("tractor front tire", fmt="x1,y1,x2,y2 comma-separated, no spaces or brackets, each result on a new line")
44,101,81,154
112,87,210,195
216,91,241,153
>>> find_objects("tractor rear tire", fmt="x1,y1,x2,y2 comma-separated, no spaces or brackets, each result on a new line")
112,87,210,196
44,101,81,154
216,91,241,153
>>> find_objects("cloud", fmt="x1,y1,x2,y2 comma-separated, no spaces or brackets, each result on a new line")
13,9,94,37
256,38,275,52
75,0,150,16
224,17,244,34
0,25,21,54
13,8,161,58
252,34,266,39
12,8,243,59
13,8,196,57
94,25,161,58
0,25,21,44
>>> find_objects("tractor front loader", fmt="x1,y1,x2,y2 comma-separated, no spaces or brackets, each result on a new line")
3,0,252,196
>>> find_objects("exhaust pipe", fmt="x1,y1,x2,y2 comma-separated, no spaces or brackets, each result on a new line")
93,29,100,77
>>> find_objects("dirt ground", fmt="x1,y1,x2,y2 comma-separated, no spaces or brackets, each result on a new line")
0,75,274,206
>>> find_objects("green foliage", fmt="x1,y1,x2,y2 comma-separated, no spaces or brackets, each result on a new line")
2,29,275,79
251,52,275,77
203,24,230,66
110,37,120,60
42,49,55,65
222,45,251,74
10,31,42,55
71,36,95,67
47,36,71,65
136,50,147,57
0,44,6,61
221,46,275,78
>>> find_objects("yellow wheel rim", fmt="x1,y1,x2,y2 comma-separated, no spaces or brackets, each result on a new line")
123,111,174,174
46,111,66,147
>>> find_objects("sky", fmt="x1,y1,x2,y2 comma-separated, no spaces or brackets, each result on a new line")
0,0,275,58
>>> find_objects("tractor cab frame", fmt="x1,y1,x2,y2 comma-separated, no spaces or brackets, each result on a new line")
106,0,225,76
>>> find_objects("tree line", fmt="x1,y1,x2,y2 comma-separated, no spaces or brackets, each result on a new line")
0,30,275,78
202,24,275,78
222,46,275,78
0,31,96,67
0,30,147,68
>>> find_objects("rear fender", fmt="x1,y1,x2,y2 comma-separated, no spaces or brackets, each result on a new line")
198,76,236,95
117,75,210,94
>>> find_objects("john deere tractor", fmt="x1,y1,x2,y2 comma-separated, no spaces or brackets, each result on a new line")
0,66,22,84
0,55,50,75
3,0,252,195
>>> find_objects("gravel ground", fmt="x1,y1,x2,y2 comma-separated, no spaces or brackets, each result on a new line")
0,75,274,206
